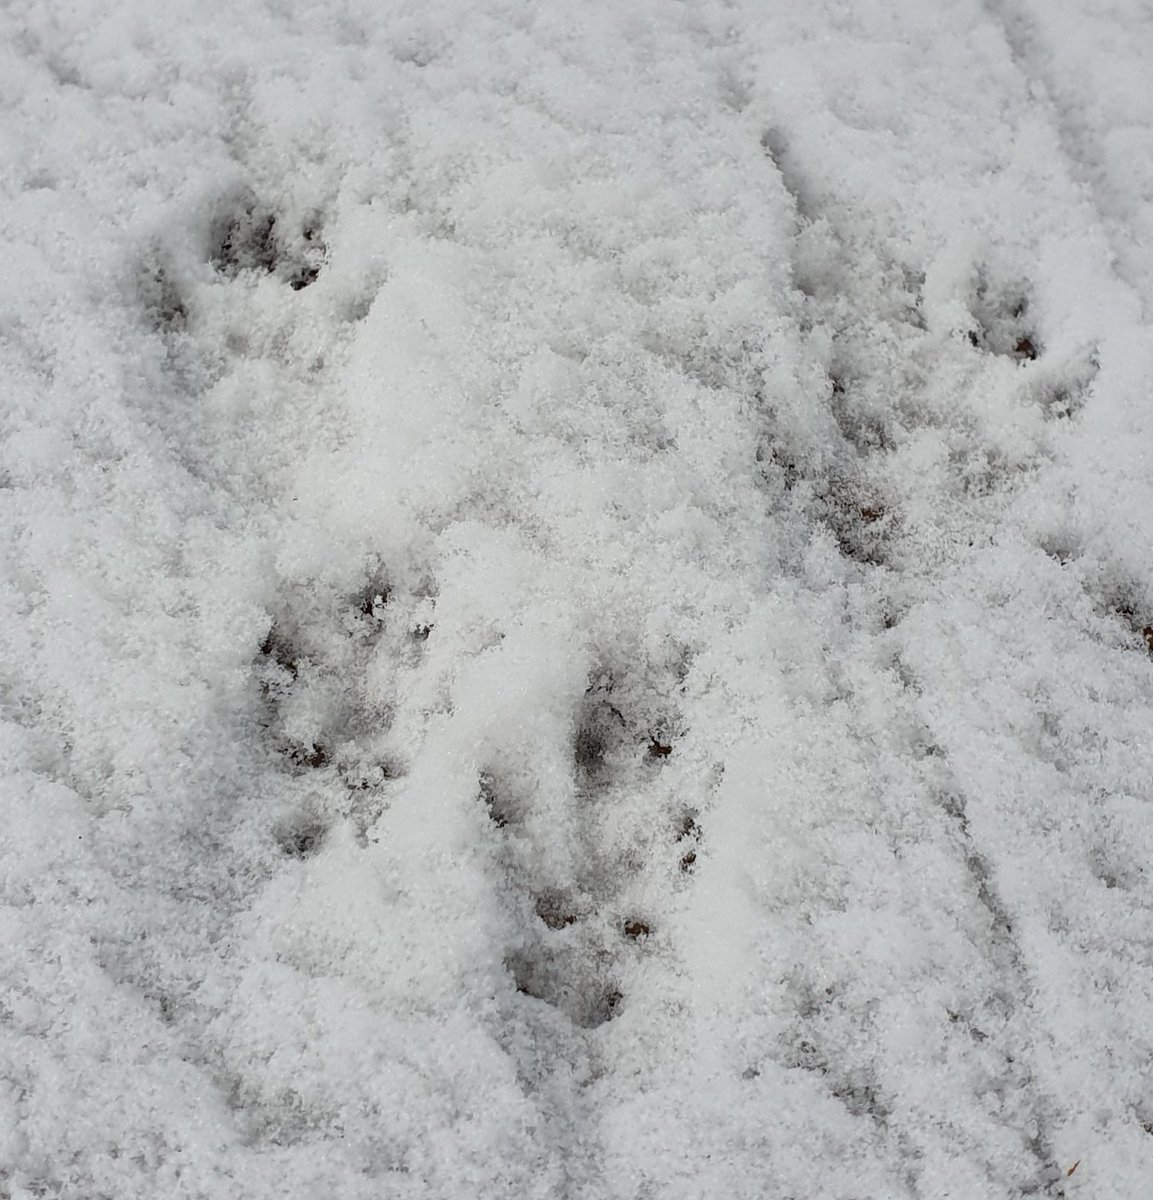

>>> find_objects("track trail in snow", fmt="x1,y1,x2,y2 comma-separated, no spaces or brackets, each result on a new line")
759,120,1066,1200
981,0,1144,309
3,0,1153,1197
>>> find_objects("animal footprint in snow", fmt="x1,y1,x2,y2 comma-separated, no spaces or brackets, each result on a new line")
676,812,701,873
275,817,327,859
965,276,1040,362
209,192,326,291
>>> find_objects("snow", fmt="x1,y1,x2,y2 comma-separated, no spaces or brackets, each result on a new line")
2,0,1152,1195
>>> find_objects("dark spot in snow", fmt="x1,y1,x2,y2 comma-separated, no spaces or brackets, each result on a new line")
623,920,650,939
212,204,278,277
288,264,320,291
823,491,889,567
788,1038,824,1071
575,678,634,781
340,756,406,791
1014,335,1038,361
966,276,1038,361
356,585,390,618
210,196,326,289
677,811,701,872
380,757,407,780
830,1077,889,1122
259,623,298,678
479,771,516,828
1043,387,1080,420
139,261,187,333
774,453,801,492
277,820,326,858
1038,535,1077,565
947,1010,988,1042
647,737,672,759
1108,599,1153,651
505,954,541,999
573,712,612,778
535,894,578,929
287,742,328,770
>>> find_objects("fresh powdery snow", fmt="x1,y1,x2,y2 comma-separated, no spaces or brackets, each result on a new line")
2,0,1153,1196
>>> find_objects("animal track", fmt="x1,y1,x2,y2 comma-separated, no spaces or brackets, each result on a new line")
761,126,817,222
1032,349,1098,421
829,370,895,456
929,782,1069,1192
212,201,278,277
820,475,893,568
1106,594,1153,656
965,274,1040,362
493,656,694,1042
138,254,188,334
352,575,391,619
534,892,579,930
478,769,520,829
756,119,1075,1194
572,677,627,784
285,741,329,771
760,121,924,574
676,811,701,873
776,975,891,1125
257,621,300,688
209,193,326,291
275,817,327,859
1039,385,1082,420
254,565,433,847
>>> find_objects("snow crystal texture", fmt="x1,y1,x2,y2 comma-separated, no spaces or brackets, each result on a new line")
2,0,1152,1196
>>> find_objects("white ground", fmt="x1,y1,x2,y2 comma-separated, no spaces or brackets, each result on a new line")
2,1,1153,1196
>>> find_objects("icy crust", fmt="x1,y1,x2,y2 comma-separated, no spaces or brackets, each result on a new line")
2,0,1153,1196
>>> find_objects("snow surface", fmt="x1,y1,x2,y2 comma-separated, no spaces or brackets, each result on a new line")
2,0,1153,1196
